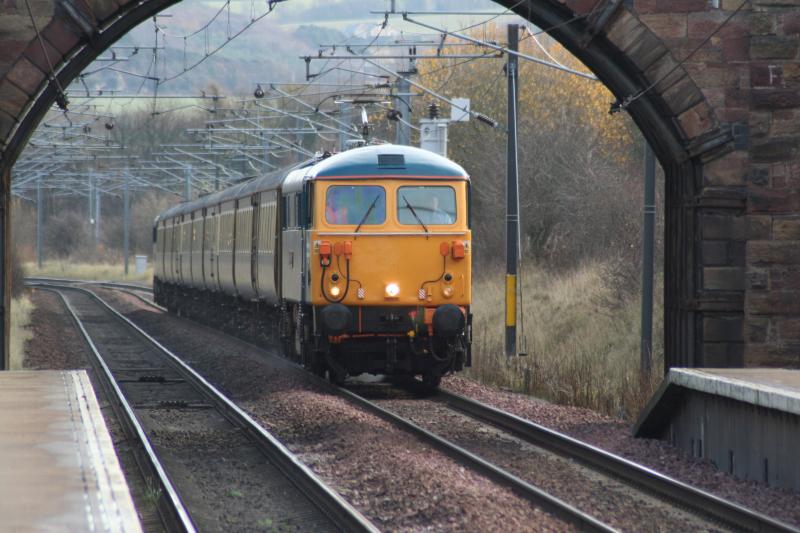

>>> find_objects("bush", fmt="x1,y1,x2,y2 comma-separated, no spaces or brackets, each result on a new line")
468,262,664,420
44,210,90,259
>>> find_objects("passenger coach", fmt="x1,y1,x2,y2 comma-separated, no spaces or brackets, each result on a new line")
154,144,472,386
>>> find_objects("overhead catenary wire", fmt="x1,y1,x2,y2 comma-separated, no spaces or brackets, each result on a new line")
155,0,288,85
22,0,69,109
402,15,598,81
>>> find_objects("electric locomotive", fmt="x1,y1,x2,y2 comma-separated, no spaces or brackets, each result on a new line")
153,144,472,386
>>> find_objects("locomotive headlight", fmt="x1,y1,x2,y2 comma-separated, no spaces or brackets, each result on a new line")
330,285,341,297
385,283,400,298
442,286,454,298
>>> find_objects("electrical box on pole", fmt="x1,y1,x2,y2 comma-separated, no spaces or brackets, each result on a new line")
505,24,520,358
419,103,448,157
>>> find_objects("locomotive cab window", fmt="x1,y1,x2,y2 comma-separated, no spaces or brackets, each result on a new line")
397,186,456,225
325,185,386,225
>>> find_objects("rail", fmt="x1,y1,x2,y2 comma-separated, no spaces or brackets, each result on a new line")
435,389,798,533
26,276,152,292
337,386,618,532
49,287,197,533
47,280,799,532
30,281,379,533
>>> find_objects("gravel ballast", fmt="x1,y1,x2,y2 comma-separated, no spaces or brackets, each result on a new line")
442,376,800,527
100,289,572,532
49,286,800,530
360,388,724,532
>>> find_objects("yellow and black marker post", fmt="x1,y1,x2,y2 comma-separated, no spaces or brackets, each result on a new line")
505,23,520,357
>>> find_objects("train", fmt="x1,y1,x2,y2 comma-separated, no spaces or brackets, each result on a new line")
153,144,472,386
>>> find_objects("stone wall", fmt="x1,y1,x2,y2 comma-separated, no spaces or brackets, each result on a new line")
0,0,798,368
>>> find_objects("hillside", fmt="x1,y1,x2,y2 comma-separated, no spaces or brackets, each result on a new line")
71,0,528,96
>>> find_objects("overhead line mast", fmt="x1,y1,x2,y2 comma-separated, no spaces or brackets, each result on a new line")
505,24,522,358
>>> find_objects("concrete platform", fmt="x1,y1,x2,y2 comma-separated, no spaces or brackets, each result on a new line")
635,368,800,491
0,370,142,532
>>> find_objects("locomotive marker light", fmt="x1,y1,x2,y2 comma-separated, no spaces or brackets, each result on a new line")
385,283,400,298
319,240,332,266
330,286,342,298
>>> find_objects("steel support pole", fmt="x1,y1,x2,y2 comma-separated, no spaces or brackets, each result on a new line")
88,172,94,224
123,173,130,276
184,164,192,201
640,142,656,376
339,102,350,152
395,76,412,146
1,168,9,369
36,175,43,269
505,24,520,357
95,183,101,245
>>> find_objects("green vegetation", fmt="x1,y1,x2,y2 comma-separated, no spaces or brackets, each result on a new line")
9,296,34,370
469,262,664,421
144,478,162,505
25,261,153,284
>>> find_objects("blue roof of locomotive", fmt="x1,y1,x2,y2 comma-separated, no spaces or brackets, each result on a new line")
311,144,468,178
156,144,468,222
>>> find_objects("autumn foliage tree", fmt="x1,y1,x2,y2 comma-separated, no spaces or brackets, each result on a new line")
415,26,656,283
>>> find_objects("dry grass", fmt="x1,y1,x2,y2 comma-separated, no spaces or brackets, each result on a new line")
468,262,664,420
9,295,34,370
25,260,153,284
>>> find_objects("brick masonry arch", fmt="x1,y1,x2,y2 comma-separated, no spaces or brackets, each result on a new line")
1,0,798,370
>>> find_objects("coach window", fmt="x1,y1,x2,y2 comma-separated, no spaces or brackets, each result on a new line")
325,185,386,225
283,194,298,229
397,186,456,225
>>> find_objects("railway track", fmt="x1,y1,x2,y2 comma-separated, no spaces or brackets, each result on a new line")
26,276,152,292
74,281,619,531
32,279,799,532
338,384,619,532
432,388,797,533
345,381,798,533
31,282,377,533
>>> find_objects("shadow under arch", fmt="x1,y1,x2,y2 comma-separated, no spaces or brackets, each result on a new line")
2,0,726,370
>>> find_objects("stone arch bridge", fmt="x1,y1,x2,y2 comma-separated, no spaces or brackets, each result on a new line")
0,0,797,370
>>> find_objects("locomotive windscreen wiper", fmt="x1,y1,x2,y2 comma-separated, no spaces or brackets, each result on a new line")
354,194,380,235
402,195,429,235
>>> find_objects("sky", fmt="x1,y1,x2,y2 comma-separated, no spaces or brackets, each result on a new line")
68,0,534,102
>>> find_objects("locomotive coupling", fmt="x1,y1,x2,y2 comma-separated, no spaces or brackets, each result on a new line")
433,304,465,338
320,303,351,335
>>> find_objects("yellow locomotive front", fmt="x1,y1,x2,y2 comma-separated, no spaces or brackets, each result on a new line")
308,176,472,386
